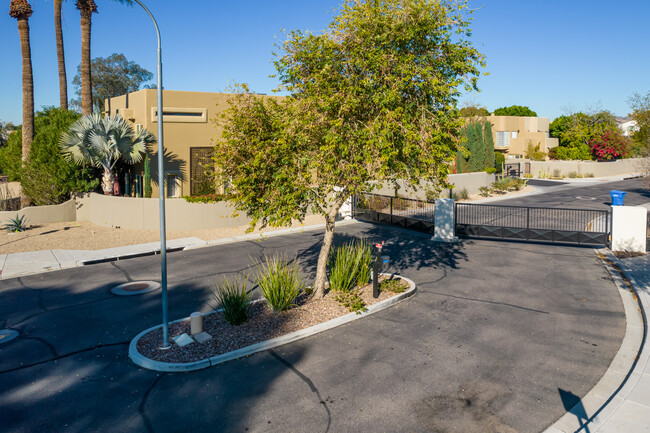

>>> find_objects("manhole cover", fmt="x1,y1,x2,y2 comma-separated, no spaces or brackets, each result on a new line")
111,281,161,296
0,329,19,344
575,196,596,200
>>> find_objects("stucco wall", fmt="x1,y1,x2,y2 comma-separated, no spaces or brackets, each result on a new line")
371,172,496,200
0,199,76,225
75,193,252,231
527,158,648,178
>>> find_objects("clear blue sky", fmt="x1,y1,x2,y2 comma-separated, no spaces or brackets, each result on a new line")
2,0,649,125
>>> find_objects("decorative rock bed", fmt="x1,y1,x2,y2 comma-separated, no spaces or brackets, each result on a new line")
129,273,416,372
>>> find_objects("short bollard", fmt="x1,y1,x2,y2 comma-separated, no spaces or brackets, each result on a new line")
372,242,385,298
190,312,203,335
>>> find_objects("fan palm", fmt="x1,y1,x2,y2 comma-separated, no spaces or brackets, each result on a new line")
60,114,155,194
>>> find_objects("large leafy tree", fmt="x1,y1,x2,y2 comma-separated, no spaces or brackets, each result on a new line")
460,105,489,117
215,0,484,297
549,112,619,160
493,105,537,117
628,92,650,156
71,53,154,113
60,114,155,194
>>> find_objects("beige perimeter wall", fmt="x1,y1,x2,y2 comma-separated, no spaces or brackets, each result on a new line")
76,193,252,231
371,172,496,200
0,199,77,225
528,158,649,178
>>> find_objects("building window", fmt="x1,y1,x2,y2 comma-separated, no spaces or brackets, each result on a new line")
151,107,207,123
166,174,180,198
496,131,510,147
190,147,215,196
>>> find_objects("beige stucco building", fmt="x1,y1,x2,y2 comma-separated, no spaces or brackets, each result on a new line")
486,115,558,159
105,89,280,198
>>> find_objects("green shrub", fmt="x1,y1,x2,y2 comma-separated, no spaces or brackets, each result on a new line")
452,187,469,201
0,108,100,205
212,275,251,325
485,167,496,174
478,186,491,197
182,193,227,204
255,256,303,311
425,188,439,202
491,177,510,193
523,173,533,178
334,291,366,314
379,278,407,293
2,214,28,232
585,172,594,178
552,169,562,178
143,154,152,198
568,171,578,178
329,239,373,293
495,152,505,173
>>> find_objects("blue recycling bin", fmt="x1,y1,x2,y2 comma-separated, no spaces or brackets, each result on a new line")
610,190,626,206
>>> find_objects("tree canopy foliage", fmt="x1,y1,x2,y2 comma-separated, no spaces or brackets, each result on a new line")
0,107,99,204
628,92,650,156
549,111,620,160
459,106,489,117
215,0,485,296
493,105,537,117
71,53,153,113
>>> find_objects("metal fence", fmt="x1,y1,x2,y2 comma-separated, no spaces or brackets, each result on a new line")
456,203,610,246
353,193,436,234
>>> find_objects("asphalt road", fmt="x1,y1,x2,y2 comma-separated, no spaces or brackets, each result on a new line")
493,178,650,210
0,222,625,433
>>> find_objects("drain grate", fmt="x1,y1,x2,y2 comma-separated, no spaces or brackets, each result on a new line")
0,329,19,344
111,281,161,296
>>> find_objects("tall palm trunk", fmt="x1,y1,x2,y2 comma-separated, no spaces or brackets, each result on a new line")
76,0,96,115
54,0,68,110
9,0,35,208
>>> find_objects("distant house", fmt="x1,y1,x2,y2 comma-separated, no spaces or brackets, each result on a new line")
104,89,281,197
468,115,559,160
615,117,639,137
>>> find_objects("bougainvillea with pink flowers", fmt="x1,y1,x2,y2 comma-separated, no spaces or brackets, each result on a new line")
589,131,629,160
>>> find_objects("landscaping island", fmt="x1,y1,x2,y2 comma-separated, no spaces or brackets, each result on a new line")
130,274,416,371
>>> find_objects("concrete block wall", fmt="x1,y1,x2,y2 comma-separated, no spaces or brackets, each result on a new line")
371,172,496,201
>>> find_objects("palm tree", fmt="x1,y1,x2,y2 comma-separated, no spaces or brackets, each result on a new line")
9,0,35,208
9,0,34,162
76,0,97,115
60,114,155,194
54,0,68,109
76,0,133,115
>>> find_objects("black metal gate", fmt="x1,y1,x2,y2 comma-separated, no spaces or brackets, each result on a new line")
456,203,610,246
353,193,436,234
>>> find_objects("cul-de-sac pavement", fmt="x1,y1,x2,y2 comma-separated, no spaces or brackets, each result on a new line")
1,178,649,432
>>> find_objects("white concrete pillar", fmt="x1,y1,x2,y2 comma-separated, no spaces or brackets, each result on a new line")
611,206,647,253
432,198,458,243
190,312,203,335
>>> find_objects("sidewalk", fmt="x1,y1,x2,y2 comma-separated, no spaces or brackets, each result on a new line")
544,250,650,433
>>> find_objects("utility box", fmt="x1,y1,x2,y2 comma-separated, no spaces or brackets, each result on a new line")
611,206,647,253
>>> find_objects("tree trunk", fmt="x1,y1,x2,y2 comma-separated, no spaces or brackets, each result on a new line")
313,197,346,298
80,9,93,115
101,169,115,195
54,0,68,110
18,16,34,208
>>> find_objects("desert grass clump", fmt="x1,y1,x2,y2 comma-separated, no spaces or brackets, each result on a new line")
255,256,303,312
212,275,251,325
329,239,373,293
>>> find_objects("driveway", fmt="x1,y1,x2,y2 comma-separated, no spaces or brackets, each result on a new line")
0,222,625,432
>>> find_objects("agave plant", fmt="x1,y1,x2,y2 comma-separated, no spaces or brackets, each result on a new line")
2,214,28,232
60,114,156,195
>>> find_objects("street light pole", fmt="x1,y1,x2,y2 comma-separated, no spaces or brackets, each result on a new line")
132,0,170,348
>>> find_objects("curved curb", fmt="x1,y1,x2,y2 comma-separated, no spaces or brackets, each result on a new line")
129,274,416,372
542,249,646,433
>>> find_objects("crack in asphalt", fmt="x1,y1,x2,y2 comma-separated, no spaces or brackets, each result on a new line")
427,291,550,314
139,373,167,433
270,349,332,433
7,295,115,328
0,341,129,375
110,261,134,282
21,336,59,358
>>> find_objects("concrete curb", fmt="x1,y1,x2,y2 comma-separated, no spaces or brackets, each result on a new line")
542,249,646,433
129,274,417,373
